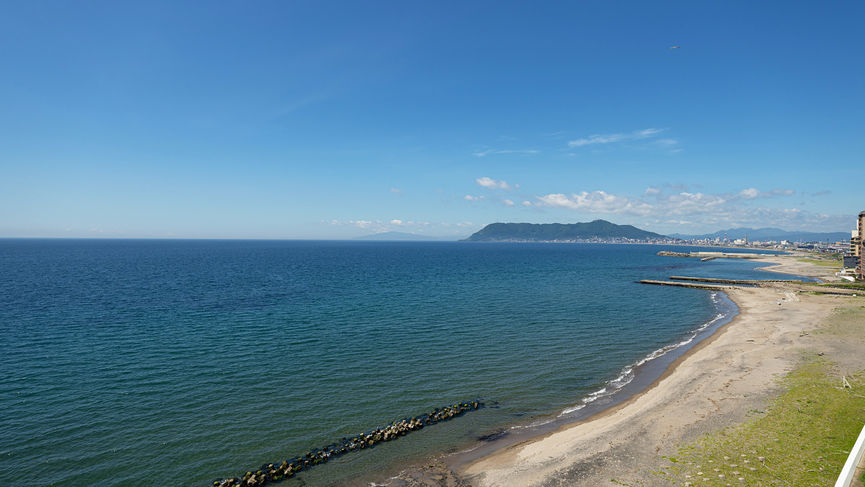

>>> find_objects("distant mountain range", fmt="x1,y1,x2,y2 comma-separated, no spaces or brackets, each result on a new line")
354,231,460,241
668,227,851,243
462,220,664,242
358,225,850,244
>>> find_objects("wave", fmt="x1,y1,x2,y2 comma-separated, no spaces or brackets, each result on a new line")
558,292,730,419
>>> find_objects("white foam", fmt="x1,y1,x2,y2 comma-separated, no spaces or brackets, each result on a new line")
451,443,482,453
369,471,404,486
584,387,607,400
557,295,733,420
512,417,557,428
557,404,586,417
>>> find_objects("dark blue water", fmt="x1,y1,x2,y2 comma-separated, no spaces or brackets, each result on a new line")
0,240,792,486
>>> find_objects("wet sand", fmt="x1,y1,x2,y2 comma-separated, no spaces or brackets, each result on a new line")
383,253,862,487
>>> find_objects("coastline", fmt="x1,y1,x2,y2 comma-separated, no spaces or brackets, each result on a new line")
381,254,857,487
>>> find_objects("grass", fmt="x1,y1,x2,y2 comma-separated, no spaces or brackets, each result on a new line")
788,282,865,296
817,283,865,290
785,283,864,299
796,258,842,268
817,305,865,332
660,355,865,486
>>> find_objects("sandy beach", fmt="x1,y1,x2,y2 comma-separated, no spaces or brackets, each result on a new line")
386,253,864,487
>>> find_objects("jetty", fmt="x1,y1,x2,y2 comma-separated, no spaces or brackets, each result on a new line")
657,251,770,260
669,276,803,285
639,280,734,290
640,277,863,296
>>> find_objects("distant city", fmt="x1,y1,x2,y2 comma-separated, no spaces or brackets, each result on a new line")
667,211,863,282
469,214,865,281
623,213,865,282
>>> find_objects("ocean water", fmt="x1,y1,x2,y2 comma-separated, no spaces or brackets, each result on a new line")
0,240,792,486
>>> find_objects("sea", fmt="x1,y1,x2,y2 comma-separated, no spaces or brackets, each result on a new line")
0,240,797,486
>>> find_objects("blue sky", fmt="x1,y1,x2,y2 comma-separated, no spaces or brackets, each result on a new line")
1,1,862,239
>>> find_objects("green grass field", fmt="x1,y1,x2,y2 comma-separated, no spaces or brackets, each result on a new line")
660,354,865,486
797,258,842,268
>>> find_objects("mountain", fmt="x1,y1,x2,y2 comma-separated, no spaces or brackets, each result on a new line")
668,227,851,243
354,231,460,241
462,220,665,242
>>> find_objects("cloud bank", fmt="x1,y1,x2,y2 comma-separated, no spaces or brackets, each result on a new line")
327,219,477,236
529,186,848,231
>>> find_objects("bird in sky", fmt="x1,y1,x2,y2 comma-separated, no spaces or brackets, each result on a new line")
670,46,680,49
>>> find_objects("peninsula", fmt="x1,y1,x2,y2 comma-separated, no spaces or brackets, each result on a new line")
461,220,665,242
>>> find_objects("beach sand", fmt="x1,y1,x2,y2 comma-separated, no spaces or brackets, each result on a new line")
384,254,864,487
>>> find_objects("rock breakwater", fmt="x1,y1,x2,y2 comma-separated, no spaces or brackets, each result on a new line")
657,251,767,259
656,251,693,258
212,401,483,487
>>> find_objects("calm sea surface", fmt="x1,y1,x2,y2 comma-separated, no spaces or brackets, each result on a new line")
0,240,792,486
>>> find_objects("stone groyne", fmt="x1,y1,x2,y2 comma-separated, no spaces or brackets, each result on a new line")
657,251,769,259
656,251,693,258
641,277,862,296
639,280,735,290
212,401,483,487
669,276,803,285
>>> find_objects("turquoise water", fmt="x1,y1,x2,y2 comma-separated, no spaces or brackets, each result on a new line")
0,240,790,486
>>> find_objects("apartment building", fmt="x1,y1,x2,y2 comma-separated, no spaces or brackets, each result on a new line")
858,211,865,280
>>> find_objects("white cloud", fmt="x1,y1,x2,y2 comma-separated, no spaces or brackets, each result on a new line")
330,220,374,228
390,188,403,194
568,128,667,147
464,195,483,201
477,177,513,190
739,188,761,200
536,191,651,214
655,138,678,146
386,220,431,227
473,149,538,157
521,201,533,207
635,128,665,137
568,135,624,147
503,199,515,207
329,219,435,232
666,183,691,192
531,186,846,232
738,188,795,200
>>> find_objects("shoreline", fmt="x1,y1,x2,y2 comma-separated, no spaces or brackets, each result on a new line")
457,254,848,486
364,293,738,487
369,293,738,487
439,292,738,468
380,253,854,486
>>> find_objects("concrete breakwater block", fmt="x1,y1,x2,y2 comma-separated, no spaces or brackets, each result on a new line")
657,251,695,258
212,400,483,487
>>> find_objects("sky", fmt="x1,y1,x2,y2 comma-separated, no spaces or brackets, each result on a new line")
1,1,863,239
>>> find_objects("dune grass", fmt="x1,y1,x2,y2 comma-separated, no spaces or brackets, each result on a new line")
797,257,842,268
660,355,865,486
817,283,865,290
